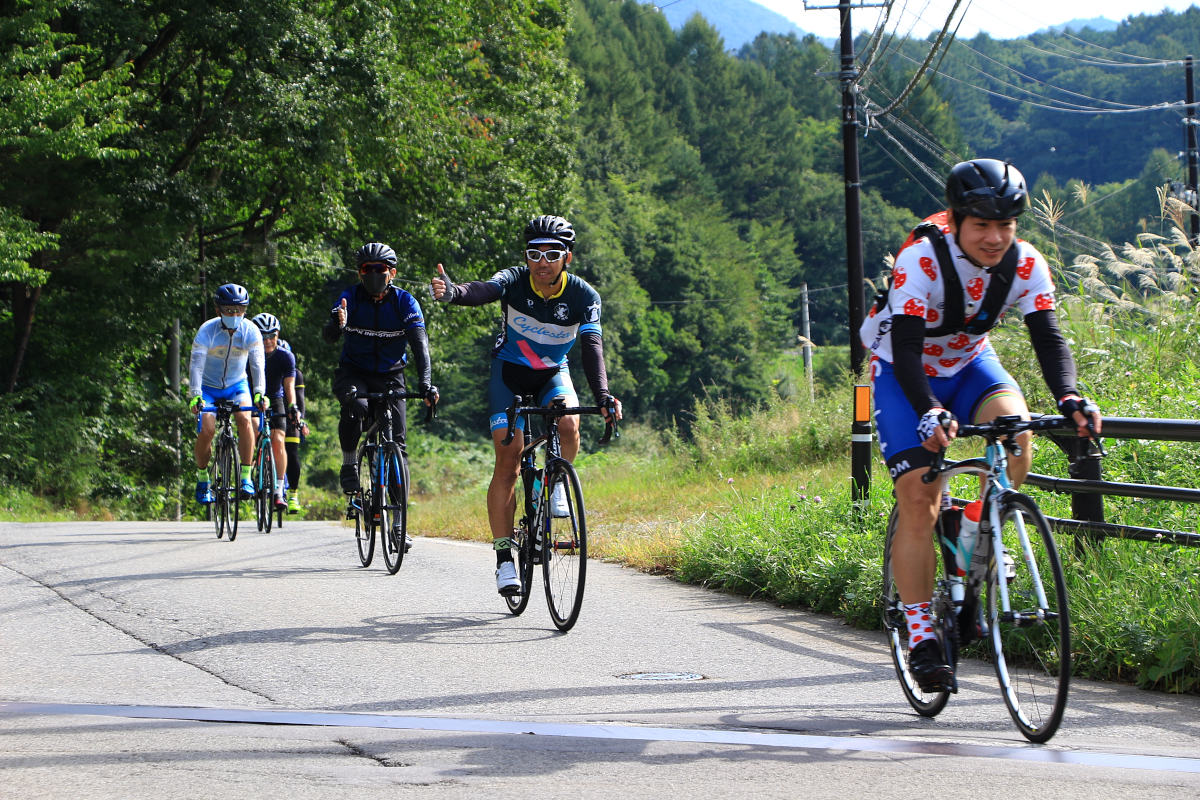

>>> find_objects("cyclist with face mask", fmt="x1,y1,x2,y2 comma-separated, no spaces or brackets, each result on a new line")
323,242,436,495
188,283,267,504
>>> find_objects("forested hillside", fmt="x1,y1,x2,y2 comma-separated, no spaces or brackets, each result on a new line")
1,0,1198,515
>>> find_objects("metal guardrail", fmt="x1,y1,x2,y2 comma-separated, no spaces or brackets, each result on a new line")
1024,416,1200,547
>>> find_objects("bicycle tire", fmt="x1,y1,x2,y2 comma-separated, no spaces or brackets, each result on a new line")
216,434,236,542
504,471,537,615
542,460,587,632
882,506,952,716
226,436,240,542
212,434,225,542
381,443,408,575
255,441,275,533
985,492,1070,743
355,448,376,567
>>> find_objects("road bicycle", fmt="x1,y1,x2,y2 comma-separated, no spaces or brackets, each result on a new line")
202,400,252,542
881,414,1097,743
346,389,435,574
250,408,278,533
500,396,617,632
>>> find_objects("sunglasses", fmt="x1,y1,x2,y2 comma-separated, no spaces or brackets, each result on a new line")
359,262,391,274
217,305,246,315
525,248,567,263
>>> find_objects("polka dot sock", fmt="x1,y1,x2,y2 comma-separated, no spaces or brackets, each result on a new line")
904,602,935,648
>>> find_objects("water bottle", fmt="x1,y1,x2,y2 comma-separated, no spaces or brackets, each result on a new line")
956,500,982,576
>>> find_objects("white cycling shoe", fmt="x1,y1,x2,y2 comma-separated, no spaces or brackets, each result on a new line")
550,482,570,518
495,561,520,595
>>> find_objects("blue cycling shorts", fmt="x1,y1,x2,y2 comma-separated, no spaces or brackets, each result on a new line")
487,359,578,432
196,380,252,432
871,345,1022,479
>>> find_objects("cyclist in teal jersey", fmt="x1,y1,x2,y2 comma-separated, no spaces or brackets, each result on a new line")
432,215,622,595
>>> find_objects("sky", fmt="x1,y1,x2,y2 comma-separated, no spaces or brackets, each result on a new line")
756,1,1200,41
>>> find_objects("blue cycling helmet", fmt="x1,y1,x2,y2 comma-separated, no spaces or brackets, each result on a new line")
251,312,280,335
215,283,250,307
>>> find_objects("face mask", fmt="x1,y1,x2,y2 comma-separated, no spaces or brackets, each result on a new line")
220,314,240,329
361,272,389,295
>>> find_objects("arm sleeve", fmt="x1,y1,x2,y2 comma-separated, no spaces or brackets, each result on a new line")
295,370,306,415
188,335,207,397
1023,308,1079,401
450,281,503,306
248,336,266,397
889,314,940,415
406,326,433,393
321,313,342,344
580,332,611,403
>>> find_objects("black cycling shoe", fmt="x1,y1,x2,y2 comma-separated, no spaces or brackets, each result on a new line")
339,464,360,494
908,639,954,693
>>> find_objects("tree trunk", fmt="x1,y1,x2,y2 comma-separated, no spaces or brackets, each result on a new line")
8,283,42,393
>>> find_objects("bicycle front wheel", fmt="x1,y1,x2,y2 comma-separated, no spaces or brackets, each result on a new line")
504,472,537,616
226,438,240,542
355,449,376,567
215,435,236,541
255,444,275,533
985,492,1070,743
882,506,952,717
381,444,408,575
542,461,587,632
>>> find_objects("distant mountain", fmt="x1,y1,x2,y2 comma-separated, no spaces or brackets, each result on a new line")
643,0,825,50
1036,16,1119,35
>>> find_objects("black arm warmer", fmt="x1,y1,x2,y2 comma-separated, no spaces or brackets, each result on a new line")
406,326,433,392
1023,309,1079,402
580,332,610,403
450,281,503,306
295,370,306,415
889,314,940,415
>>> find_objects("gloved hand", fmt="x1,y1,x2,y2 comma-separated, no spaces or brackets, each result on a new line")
188,395,203,414
917,407,955,445
254,392,267,410
288,403,301,424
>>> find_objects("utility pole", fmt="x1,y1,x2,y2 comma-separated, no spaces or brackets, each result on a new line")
800,282,813,401
1186,55,1199,244
808,1,885,502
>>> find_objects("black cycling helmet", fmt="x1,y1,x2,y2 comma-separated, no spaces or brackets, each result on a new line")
215,283,250,307
251,312,280,335
523,215,576,251
946,159,1028,220
354,242,397,267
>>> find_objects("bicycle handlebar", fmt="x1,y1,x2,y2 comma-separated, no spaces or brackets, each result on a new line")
922,413,1104,483
350,388,438,425
501,395,619,447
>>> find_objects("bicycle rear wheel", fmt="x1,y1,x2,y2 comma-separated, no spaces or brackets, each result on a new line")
255,443,275,533
381,444,408,575
504,471,537,615
542,461,587,632
355,449,376,567
882,507,952,716
985,492,1070,743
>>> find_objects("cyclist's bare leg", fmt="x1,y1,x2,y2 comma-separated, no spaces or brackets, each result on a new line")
194,414,216,469
486,428,523,541
271,428,287,484
558,413,580,462
974,390,1032,487
892,467,941,605
235,411,255,465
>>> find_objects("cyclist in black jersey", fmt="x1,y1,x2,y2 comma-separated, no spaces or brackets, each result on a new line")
279,339,308,514
250,313,298,509
431,215,622,595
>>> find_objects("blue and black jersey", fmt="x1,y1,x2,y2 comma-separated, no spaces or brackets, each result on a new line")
323,284,426,375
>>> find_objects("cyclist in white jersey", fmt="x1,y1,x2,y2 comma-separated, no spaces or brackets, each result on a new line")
187,283,267,504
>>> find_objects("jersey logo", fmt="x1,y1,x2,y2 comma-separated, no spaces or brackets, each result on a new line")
1018,257,1035,280
553,303,570,322
585,300,601,323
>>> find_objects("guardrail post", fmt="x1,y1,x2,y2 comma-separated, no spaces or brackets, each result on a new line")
1064,435,1105,551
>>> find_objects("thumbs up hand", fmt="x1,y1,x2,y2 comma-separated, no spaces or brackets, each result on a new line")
431,263,455,303
331,296,347,328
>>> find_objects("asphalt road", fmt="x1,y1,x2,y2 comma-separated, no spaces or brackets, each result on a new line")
2,519,1198,798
